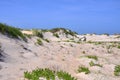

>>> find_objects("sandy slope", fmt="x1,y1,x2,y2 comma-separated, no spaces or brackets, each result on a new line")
0,33,120,80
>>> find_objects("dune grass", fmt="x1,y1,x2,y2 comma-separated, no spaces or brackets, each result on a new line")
114,65,120,76
24,68,77,80
50,28,77,37
77,66,90,74
53,33,59,38
36,38,43,45
89,61,102,67
117,45,120,49
86,55,98,61
32,29,44,38
44,39,50,43
0,23,26,40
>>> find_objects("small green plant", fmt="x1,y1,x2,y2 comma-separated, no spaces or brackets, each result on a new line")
24,68,77,80
86,55,98,61
117,45,120,49
89,61,102,67
53,33,59,38
32,29,43,38
77,66,90,74
36,38,43,45
57,71,77,80
114,65,120,76
44,39,50,43
24,34,32,38
95,42,102,45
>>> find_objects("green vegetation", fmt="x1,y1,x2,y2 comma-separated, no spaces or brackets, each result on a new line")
57,71,77,80
50,28,77,37
53,33,59,38
32,29,43,38
86,55,98,61
114,65,120,76
36,38,43,45
44,39,50,43
87,41,102,45
24,34,32,38
89,61,102,67
24,68,77,80
0,23,25,40
64,40,81,44
77,66,90,74
117,45,120,49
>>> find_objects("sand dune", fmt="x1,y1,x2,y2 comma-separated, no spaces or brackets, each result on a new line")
0,29,120,80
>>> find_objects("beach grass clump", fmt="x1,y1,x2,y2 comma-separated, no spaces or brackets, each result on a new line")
114,65,120,76
24,68,77,80
89,61,102,67
53,33,59,38
36,38,43,45
44,39,50,43
0,23,25,40
86,55,98,61
32,29,43,38
57,71,77,80
77,66,90,74
24,34,32,39
50,28,77,37
117,45,120,49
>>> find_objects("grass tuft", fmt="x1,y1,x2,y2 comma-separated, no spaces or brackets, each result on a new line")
77,66,90,74
0,23,26,40
24,68,77,80
86,55,98,61
89,61,102,67
36,38,43,45
114,65,120,76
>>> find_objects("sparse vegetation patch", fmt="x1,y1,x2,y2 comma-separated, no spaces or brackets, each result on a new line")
89,61,102,67
32,29,44,38
36,38,43,45
53,33,59,38
50,28,77,37
0,23,25,40
114,65,120,76
44,39,50,43
86,55,98,61
77,66,90,74
24,68,77,80
117,45,120,49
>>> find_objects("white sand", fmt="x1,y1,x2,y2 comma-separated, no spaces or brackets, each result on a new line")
0,32,120,80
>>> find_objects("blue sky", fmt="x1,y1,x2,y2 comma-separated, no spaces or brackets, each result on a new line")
0,0,120,34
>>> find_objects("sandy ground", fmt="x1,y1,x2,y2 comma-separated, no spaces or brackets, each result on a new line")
0,32,120,80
